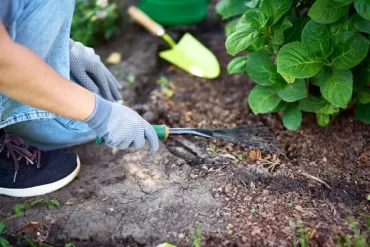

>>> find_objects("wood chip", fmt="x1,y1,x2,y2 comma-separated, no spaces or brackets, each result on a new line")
309,227,317,239
221,154,237,160
295,205,304,212
105,52,121,64
249,150,262,161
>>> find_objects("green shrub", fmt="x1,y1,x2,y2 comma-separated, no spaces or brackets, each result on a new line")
71,0,122,47
217,0,370,130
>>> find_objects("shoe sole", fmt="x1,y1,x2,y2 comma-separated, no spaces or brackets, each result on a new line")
0,156,81,198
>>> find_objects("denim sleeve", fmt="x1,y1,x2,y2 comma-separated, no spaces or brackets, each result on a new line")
0,0,25,29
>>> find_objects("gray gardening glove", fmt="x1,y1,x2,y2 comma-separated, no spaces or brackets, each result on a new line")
84,94,159,151
69,39,122,102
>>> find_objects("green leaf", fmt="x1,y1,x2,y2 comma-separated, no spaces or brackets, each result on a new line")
272,17,293,45
333,0,353,3
226,27,260,55
331,31,369,70
308,0,349,24
246,51,277,86
316,113,330,126
14,204,25,216
0,237,9,247
355,0,370,20
287,202,294,207
269,73,286,87
357,89,370,104
247,36,265,52
264,44,274,54
20,236,37,247
277,79,307,102
355,103,370,124
246,0,260,8
227,56,248,74
225,18,239,37
248,85,281,113
299,95,326,112
260,0,292,25
277,42,323,78
250,208,257,214
319,69,353,108
65,244,77,247
350,14,370,33
302,20,330,58
329,15,349,35
215,0,250,19
271,101,287,112
30,199,44,206
285,17,310,43
237,9,268,30
283,104,302,130
311,67,331,86
0,223,5,234
49,200,60,207
318,102,340,114
281,74,295,83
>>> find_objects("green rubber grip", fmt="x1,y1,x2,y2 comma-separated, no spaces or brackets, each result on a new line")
95,124,168,144
152,124,169,140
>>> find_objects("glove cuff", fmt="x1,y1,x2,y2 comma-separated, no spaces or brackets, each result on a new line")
84,93,112,130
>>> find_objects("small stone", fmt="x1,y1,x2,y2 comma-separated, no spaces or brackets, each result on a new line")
214,193,220,198
178,233,185,239
226,223,233,230
262,190,269,195
202,165,208,170
322,156,328,162
189,173,198,179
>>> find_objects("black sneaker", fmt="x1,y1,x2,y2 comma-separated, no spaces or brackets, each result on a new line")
0,131,80,197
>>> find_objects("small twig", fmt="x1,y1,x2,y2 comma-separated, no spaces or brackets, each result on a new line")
267,162,280,173
301,172,332,190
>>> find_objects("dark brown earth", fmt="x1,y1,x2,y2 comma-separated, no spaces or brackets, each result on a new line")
1,5,369,247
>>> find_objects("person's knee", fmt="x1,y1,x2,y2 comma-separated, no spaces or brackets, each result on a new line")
18,0,75,25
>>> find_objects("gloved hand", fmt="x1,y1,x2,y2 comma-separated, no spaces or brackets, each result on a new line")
69,39,122,102
84,94,159,151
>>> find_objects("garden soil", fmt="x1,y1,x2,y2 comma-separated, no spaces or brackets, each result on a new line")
0,6,369,247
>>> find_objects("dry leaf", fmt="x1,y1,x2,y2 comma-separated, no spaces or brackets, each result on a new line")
17,221,40,234
105,52,121,64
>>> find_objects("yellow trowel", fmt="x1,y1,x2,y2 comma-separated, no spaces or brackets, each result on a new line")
128,6,220,79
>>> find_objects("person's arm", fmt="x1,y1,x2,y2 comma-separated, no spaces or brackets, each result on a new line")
0,22,159,151
0,22,95,121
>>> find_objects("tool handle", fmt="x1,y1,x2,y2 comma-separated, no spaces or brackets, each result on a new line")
152,124,169,140
127,6,165,36
95,124,169,145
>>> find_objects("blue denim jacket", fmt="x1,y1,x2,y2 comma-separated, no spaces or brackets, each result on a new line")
0,0,74,129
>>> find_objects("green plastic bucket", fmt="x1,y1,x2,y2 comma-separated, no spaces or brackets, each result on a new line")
137,0,209,26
